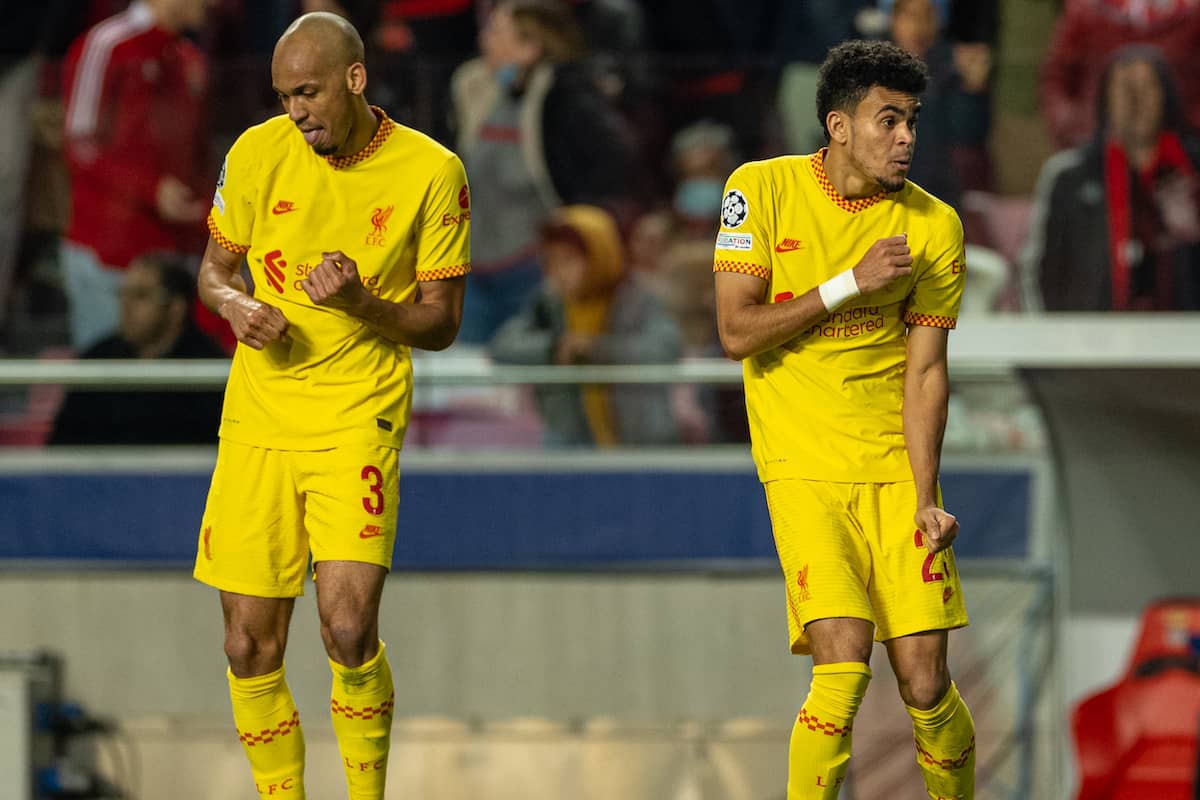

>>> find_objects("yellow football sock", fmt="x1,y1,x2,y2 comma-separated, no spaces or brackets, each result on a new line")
330,641,394,800
228,665,306,799
788,661,872,799
906,681,976,800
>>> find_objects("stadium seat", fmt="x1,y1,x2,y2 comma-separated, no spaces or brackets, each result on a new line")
1072,597,1200,799
407,347,544,448
961,244,1010,315
962,190,1035,310
0,347,70,446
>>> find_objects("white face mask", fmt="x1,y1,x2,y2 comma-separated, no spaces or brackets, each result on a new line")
495,63,520,90
674,178,725,219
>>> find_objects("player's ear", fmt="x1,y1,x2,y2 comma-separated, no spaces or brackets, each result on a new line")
346,62,367,95
826,109,850,146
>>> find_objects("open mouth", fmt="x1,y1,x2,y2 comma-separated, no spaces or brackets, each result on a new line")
300,127,322,146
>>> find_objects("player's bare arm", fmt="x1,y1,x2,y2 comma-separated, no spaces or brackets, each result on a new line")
198,236,290,350
903,322,958,553
715,271,826,360
715,234,914,360
302,249,465,350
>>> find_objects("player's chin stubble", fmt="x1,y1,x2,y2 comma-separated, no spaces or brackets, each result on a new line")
852,144,906,193
874,158,909,193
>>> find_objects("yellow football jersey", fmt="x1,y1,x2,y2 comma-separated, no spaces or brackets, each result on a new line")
209,107,471,450
714,149,965,483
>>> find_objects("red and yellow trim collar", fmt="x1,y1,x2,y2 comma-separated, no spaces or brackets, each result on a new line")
323,106,395,170
810,148,888,214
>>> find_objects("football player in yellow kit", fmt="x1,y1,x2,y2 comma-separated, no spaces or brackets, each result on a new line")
714,39,975,799
193,12,470,800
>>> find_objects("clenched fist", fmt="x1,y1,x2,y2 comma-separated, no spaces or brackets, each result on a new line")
221,294,289,350
301,250,368,309
915,506,959,554
852,234,914,295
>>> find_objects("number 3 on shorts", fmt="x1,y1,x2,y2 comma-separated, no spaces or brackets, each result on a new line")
914,530,945,583
361,465,385,515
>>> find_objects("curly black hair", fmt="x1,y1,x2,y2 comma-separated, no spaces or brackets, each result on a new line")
816,40,929,143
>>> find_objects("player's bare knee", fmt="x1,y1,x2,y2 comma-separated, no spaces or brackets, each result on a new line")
812,644,873,666
897,667,951,710
224,628,286,676
807,618,874,665
320,619,377,667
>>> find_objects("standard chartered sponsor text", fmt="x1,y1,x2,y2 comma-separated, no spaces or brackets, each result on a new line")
805,305,884,338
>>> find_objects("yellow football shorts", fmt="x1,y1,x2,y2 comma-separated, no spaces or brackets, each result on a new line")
193,439,400,597
765,478,968,655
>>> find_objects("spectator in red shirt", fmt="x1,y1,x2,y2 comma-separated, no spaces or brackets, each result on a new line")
1024,46,1200,310
1040,0,1200,150
61,0,217,350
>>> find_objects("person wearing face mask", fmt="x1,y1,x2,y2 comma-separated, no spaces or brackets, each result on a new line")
449,0,637,343
668,119,739,236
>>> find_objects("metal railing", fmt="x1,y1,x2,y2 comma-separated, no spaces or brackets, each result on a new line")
2,315,1198,390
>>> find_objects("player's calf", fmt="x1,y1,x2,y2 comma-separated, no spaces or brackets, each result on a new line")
906,681,976,800
329,641,394,800
788,662,872,798
229,665,307,800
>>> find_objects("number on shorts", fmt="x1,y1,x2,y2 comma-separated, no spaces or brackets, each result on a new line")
361,465,385,516
913,529,945,583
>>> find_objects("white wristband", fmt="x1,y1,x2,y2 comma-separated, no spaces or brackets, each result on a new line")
818,269,860,311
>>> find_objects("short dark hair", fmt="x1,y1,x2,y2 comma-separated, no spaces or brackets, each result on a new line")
816,40,929,143
131,252,197,305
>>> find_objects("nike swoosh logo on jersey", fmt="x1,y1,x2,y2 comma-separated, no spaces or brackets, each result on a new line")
272,200,298,215
359,524,383,539
775,238,804,253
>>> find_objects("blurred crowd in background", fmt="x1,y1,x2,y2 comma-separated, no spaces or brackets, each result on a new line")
1,0,1198,447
